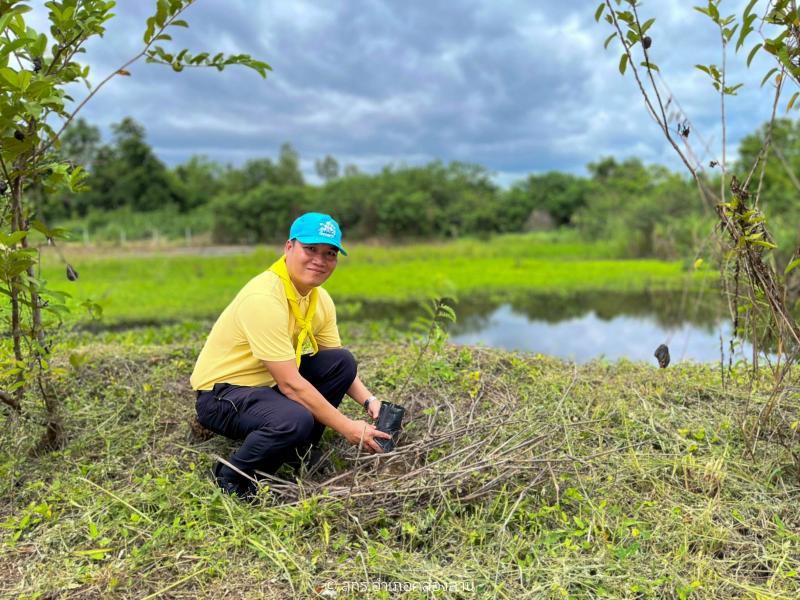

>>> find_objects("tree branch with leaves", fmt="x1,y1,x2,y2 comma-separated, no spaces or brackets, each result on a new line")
0,0,270,450
596,0,800,455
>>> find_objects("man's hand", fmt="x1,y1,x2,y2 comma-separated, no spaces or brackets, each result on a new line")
366,398,381,420
345,419,391,453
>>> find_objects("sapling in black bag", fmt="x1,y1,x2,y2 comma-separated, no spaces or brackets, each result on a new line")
376,401,405,452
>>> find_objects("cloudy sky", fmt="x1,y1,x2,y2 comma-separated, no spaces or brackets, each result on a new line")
49,0,782,184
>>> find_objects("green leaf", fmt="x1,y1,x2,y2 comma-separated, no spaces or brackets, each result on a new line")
618,53,628,75
30,220,53,238
736,23,753,52
69,166,88,192
0,11,14,34
640,18,655,34
62,4,75,22
16,70,32,91
760,67,778,87
155,0,169,27
0,231,27,246
143,16,156,43
0,38,27,61
2,134,36,162
26,80,51,99
604,32,617,49
171,19,189,28
784,257,800,275
616,11,633,26
0,67,19,88
640,61,659,72
776,47,795,72
32,33,47,57
724,83,743,95
746,43,762,66
190,52,209,65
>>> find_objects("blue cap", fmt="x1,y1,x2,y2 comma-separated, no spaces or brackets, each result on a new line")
289,212,348,256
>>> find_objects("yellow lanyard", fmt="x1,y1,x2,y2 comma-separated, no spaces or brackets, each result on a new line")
268,255,319,366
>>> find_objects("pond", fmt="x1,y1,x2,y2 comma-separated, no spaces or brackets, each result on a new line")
345,291,765,365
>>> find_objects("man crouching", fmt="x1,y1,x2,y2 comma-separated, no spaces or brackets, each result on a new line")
191,212,390,498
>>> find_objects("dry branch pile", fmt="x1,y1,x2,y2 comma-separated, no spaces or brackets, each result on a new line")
230,372,571,521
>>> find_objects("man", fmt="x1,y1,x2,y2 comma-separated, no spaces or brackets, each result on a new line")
191,212,390,497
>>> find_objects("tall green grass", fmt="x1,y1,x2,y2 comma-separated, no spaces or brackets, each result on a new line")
51,205,214,244
39,233,712,325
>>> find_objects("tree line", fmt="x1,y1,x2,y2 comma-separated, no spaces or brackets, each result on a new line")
40,116,800,260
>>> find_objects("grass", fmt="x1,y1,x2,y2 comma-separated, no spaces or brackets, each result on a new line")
3,233,759,597
38,232,713,325
1,323,799,598
52,205,215,244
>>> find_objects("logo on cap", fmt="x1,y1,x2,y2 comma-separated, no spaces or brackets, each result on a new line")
319,221,336,238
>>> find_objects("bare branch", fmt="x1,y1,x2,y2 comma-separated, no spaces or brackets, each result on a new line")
632,5,673,142
605,1,698,178
745,71,785,208
719,22,727,204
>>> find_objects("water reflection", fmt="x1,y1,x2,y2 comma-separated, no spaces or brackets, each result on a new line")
450,304,750,364
454,290,720,332
344,291,765,364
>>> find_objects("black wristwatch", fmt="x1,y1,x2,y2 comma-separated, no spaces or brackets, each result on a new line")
363,395,376,412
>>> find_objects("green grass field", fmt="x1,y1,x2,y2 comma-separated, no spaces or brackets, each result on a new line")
6,234,786,599
2,327,798,598
39,233,712,325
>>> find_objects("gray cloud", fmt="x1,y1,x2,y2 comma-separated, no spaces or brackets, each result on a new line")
48,0,782,184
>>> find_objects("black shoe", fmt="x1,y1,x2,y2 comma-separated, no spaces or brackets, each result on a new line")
213,462,258,500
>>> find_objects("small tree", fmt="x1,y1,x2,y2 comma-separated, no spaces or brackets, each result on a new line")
315,154,340,182
597,0,800,452
0,0,270,449
91,117,185,212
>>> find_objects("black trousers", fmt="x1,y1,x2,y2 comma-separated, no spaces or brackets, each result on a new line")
196,348,357,476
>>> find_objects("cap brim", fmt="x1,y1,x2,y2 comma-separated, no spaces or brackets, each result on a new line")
294,236,347,256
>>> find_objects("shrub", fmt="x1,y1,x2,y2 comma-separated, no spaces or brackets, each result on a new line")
211,183,317,244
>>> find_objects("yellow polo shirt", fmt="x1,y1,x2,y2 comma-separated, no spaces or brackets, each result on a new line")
190,270,341,391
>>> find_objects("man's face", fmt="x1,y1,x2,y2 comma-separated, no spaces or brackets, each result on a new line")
284,240,339,292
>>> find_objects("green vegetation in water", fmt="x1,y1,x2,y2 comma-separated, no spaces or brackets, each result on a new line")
41,232,714,325
1,325,798,598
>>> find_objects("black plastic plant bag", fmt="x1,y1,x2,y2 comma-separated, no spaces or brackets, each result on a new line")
376,401,405,452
